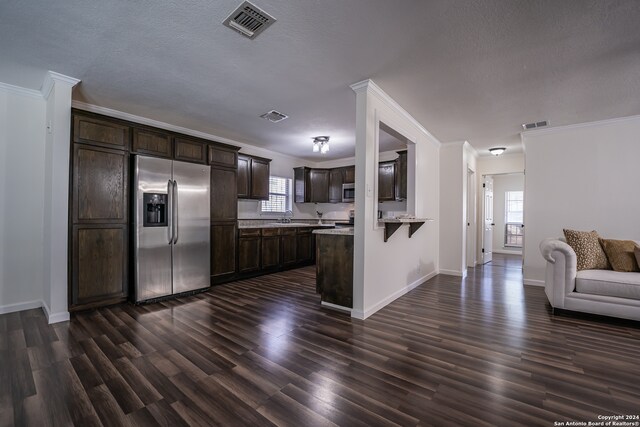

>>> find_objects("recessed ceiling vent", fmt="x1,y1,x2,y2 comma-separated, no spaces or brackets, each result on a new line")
260,110,288,123
522,120,549,130
223,1,276,39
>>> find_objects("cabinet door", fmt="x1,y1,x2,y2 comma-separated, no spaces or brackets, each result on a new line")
328,168,344,203
72,144,128,223
378,161,396,202
211,168,237,221
175,138,206,164
294,167,309,203
281,232,297,266
132,128,172,158
309,169,329,203
250,158,270,200
73,114,129,150
296,232,313,263
261,235,280,269
238,237,261,273
237,156,250,198
395,150,407,201
211,223,236,280
343,166,355,184
71,224,127,310
209,145,238,169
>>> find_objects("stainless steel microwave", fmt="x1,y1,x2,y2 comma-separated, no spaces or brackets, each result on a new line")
342,183,355,203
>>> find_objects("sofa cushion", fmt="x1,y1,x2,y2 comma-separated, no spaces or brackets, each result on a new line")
563,229,611,271
576,270,640,300
599,238,640,272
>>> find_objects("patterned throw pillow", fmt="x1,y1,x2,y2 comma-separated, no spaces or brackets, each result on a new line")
563,229,611,271
599,239,640,272
635,247,640,269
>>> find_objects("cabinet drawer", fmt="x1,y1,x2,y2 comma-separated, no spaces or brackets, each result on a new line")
209,146,238,168
261,228,279,236
175,138,206,164
73,114,129,150
280,228,297,236
239,228,261,237
132,128,172,157
297,228,313,235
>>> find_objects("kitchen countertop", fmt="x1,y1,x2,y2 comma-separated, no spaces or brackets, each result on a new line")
313,227,354,236
238,222,336,229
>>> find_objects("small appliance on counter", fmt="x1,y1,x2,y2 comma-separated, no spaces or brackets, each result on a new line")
348,209,355,225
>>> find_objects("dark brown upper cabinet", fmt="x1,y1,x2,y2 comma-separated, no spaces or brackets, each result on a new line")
72,144,128,224
132,128,172,158
343,166,355,184
210,168,238,221
237,154,271,200
378,160,396,202
328,168,344,203
294,167,329,203
174,137,207,164
395,150,408,201
209,145,238,169
73,114,129,150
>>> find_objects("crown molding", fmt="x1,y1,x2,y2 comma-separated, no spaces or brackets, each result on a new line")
0,81,43,99
521,114,640,139
350,79,441,147
71,101,307,162
41,71,81,99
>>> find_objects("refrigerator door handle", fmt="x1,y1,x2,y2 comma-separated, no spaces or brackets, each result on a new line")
173,180,179,244
167,179,173,244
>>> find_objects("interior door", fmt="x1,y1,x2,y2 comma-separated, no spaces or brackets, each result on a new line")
482,175,494,264
172,160,211,294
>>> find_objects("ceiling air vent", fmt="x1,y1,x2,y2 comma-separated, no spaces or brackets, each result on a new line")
223,1,276,39
260,110,288,123
522,120,549,130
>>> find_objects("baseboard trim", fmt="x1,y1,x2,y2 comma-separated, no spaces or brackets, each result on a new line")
0,300,42,315
40,300,70,324
320,301,352,314
353,270,438,320
524,278,545,287
493,249,523,255
438,269,465,277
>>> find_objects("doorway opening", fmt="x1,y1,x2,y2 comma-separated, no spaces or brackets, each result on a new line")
481,172,524,269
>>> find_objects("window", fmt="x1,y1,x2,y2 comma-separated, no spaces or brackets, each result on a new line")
261,176,292,213
504,191,523,247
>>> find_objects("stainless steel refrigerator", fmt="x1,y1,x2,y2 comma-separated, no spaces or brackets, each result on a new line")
134,155,211,302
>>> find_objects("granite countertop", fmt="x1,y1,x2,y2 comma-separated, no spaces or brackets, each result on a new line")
238,222,336,229
378,217,435,223
313,227,354,236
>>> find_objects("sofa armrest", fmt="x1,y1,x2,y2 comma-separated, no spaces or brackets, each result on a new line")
539,238,577,308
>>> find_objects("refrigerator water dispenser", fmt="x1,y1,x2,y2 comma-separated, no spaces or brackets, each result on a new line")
143,192,167,227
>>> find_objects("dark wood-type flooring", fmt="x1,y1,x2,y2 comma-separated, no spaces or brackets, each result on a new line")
2,259,640,426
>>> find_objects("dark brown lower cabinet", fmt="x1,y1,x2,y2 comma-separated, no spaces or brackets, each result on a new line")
296,230,313,263
281,230,298,267
316,233,354,308
71,224,128,310
238,229,261,273
261,230,280,270
211,222,237,283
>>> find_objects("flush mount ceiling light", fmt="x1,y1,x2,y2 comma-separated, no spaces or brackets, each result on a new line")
489,147,506,156
312,136,330,154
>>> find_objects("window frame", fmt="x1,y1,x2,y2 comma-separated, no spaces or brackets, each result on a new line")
261,176,293,214
504,190,524,248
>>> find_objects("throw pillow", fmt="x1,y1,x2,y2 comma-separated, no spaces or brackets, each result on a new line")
599,239,640,272
636,246,640,269
563,229,611,271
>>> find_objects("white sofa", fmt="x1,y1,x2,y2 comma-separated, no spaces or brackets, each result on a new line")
539,238,640,321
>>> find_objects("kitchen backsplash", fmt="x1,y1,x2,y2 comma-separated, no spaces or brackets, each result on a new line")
238,199,354,220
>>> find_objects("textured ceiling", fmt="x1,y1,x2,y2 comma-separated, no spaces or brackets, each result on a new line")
1,0,639,160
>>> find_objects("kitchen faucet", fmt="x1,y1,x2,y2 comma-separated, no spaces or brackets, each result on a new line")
281,210,293,223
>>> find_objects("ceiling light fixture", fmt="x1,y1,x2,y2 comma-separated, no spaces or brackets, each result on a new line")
312,136,330,154
489,147,506,156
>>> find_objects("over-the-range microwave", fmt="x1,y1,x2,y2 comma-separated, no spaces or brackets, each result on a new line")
342,183,355,203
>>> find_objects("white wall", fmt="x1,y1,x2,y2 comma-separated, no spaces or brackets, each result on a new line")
438,141,477,275
351,80,439,319
0,84,47,313
522,115,640,285
491,174,524,254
